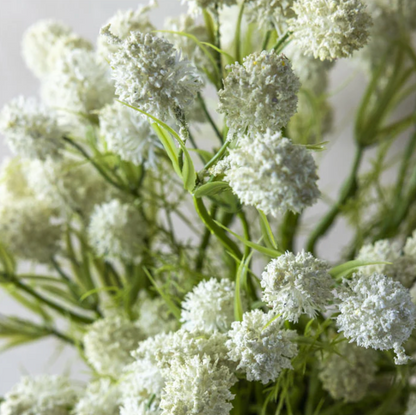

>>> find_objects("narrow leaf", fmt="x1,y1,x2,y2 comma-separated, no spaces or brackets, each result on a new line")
329,260,391,280
258,210,278,250
152,123,181,176
193,181,230,198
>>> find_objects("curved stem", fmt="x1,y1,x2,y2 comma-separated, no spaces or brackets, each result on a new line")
235,0,246,63
197,93,223,143
306,146,364,255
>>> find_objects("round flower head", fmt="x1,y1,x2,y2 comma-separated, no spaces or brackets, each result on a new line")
21,19,72,78
0,96,64,160
404,230,416,258
336,273,416,364
245,0,295,29
289,0,372,61
83,314,145,378
97,4,156,61
226,309,298,384
318,341,377,402
223,131,320,215
160,355,236,415
100,102,161,167
218,51,300,134
136,292,179,337
182,0,237,15
46,34,93,73
73,379,120,415
261,251,334,322
0,197,61,263
120,399,159,415
181,278,241,333
0,375,78,415
357,239,416,288
0,157,34,200
88,199,145,263
42,49,114,118
101,27,203,123
24,157,118,219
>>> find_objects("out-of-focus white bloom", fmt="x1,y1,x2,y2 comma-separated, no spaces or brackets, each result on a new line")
24,157,118,219
372,0,416,29
357,239,416,288
261,251,334,322
73,379,120,415
21,19,72,78
46,34,93,73
160,355,236,415
99,102,161,167
182,0,237,15
101,28,203,122
336,273,416,364
245,0,295,29
0,375,78,415
0,97,64,160
88,199,145,263
226,310,298,384
318,342,377,402
136,292,179,337
404,230,416,258
97,5,156,61
218,51,300,134
83,314,145,378
285,43,334,95
120,399,160,415
289,0,372,61
0,197,61,263
223,131,320,215
164,15,211,71
42,49,114,118
181,278,240,333
405,393,416,415
0,157,34,200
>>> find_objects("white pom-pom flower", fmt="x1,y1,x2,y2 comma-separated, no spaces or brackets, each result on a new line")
160,355,236,415
223,130,320,215
181,278,240,333
88,199,145,263
73,379,120,415
218,51,300,134
99,102,161,167
101,28,203,123
21,19,72,78
336,273,416,365
245,0,295,29
318,341,377,402
83,314,145,378
0,375,78,415
261,251,334,322
289,0,372,61
0,96,64,160
226,310,298,384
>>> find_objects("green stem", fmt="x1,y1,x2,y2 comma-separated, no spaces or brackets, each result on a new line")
238,211,251,257
197,93,223,143
306,146,364,255
272,31,291,52
193,197,242,259
195,205,217,271
280,211,300,252
201,139,231,173
5,275,94,324
262,30,272,50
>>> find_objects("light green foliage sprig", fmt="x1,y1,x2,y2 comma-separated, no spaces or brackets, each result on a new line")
0,1,416,415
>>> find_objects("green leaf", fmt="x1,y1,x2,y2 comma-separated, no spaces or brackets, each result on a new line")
329,260,391,280
193,181,230,198
258,210,278,250
79,286,120,302
181,146,197,192
199,42,236,63
152,123,181,176
305,141,329,152
214,221,283,257
234,253,253,322
143,267,181,320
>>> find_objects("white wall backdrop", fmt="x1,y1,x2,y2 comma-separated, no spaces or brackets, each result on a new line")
0,0,409,395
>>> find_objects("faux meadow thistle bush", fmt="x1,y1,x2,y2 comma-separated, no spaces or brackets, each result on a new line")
1,0,416,414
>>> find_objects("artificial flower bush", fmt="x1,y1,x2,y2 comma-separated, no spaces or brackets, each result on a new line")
0,0,416,414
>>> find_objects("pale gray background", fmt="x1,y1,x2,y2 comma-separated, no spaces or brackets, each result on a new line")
0,0,406,394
